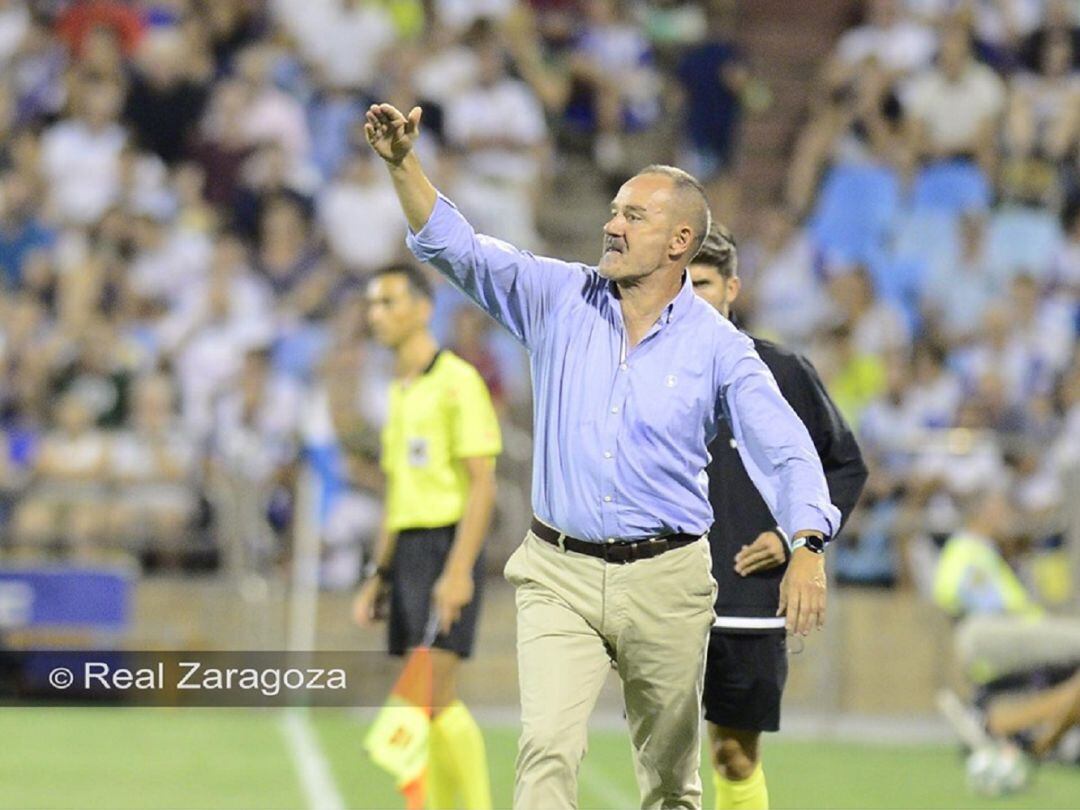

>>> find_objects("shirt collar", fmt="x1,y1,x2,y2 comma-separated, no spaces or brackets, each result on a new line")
666,271,696,325
421,348,443,376
605,271,697,327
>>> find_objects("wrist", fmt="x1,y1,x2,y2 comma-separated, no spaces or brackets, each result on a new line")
442,560,474,579
790,532,826,554
363,561,393,581
385,151,417,171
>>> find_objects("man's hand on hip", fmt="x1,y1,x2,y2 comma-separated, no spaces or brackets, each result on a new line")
777,547,827,636
734,530,787,576
433,568,474,634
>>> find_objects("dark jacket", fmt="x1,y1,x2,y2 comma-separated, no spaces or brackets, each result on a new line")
708,335,867,632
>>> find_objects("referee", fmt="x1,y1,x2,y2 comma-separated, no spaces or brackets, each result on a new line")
353,263,501,810
689,226,867,810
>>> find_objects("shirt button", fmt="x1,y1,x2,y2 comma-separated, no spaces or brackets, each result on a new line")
611,406,619,414
619,363,628,371
603,495,612,502
603,451,612,459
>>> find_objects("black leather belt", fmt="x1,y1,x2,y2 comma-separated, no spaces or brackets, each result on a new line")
530,517,699,564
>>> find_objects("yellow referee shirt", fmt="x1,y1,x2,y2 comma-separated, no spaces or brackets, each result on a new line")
381,350,502,532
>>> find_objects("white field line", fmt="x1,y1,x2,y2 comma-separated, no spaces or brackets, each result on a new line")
280,709,347,810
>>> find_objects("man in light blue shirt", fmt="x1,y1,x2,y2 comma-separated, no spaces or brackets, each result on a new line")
365,102,839,810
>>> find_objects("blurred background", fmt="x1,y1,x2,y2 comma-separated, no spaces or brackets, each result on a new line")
0,0,1078,808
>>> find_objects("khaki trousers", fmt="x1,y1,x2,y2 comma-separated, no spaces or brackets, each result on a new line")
504,531,717,810
956,614,1080,682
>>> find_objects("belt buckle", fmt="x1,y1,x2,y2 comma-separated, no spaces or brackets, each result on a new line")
604,543,626,564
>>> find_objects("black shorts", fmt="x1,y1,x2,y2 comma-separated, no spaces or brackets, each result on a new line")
702,630,788,732
387,525,484,659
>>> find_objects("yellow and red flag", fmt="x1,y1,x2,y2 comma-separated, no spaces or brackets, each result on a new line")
363,618,437,808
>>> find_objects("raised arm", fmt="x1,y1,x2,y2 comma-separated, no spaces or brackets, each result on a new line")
365,102,584,349
364,104,436,232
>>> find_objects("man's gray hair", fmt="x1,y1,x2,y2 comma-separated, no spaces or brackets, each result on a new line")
637,164,713,257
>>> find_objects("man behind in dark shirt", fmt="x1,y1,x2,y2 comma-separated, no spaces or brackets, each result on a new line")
690,226,868,810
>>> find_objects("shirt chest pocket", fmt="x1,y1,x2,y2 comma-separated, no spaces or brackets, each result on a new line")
628,367,710,446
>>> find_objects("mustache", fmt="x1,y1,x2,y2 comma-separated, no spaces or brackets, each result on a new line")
604,237,625,252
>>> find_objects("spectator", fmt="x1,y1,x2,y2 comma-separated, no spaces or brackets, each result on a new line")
55,0,145,58
834,0,937,78
191,78,256,210
307,87,366,182
209,347,302,578
232,44,312,171
450,306,506,411
7,14,67,124
252,194,329,309
108,373,198,558
1052,194,1080,287
1000,29,1078,206
922,211,999,346
0,170,54,289
743,206,831,342
436,0,515,33
827,266,911,357
787,57,907,217
123,29,211,165
444,37,549,248
39,77,127,225
127,206,212,310
167,252,273,442
231,141,313,239
904,24,1006,177
10,390,111,557
934,487,1080,685
272,0,396,93
200,0,269,71
675,0,749,218
318,152,407,274
0,0,28,69
567,0,661,174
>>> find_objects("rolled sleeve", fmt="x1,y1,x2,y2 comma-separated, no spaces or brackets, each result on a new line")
718,334,841,542
407,194,585,350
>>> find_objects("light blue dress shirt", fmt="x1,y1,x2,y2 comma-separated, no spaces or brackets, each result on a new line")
408,195,840,543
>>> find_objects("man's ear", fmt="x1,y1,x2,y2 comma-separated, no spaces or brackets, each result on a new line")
726,276,742,305
669,224,695,260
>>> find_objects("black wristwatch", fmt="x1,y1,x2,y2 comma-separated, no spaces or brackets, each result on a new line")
792,533,826,554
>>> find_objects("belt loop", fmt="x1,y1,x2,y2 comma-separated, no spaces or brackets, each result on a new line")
556,532,566,553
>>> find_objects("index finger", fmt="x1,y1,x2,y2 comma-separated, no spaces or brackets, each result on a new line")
785,588,802,634
374,103,405,125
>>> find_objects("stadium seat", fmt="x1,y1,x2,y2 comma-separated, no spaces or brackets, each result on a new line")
890,209,961,291
810,162,902,265
868,250,926,335
911,160,992,215
985,206,1064,285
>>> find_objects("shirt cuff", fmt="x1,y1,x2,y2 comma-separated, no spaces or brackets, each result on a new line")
785,504,839,545
405,193,459,261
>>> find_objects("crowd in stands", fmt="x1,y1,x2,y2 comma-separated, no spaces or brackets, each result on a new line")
762,0,1080,594
0,0,1076,600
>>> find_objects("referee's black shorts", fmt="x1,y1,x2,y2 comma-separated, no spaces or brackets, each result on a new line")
387,524,484,659
703,629,788,732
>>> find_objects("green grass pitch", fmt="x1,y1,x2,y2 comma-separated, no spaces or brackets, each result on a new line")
1,708,1078,809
